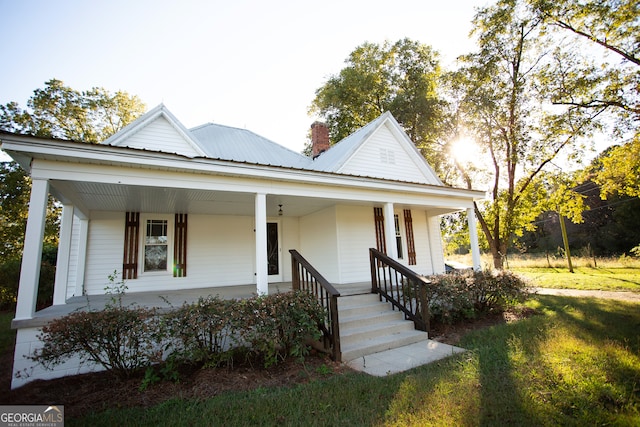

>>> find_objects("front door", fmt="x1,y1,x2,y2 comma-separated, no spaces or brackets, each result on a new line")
267,222,282,282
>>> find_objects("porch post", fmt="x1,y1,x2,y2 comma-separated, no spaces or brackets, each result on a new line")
74,218,89,297
383,202,398,260
467,207,482,271
53,204,74,305
255,193,268,295
15,178,49,320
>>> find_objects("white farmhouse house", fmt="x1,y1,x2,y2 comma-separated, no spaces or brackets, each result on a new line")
2,104,483,388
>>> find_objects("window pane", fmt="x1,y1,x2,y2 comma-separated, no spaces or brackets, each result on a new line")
145,245,167,271
146,220,167,245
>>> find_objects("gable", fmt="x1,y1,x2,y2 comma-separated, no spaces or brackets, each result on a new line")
101,104,205,158
336,121,440,185
112,116,202,157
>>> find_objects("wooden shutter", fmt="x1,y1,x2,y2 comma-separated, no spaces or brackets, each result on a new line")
404,209,417,265
174,213,188,277
374,207,386,253
123,212,140,279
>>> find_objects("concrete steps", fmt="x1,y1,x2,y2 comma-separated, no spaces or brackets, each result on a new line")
338,292,429,362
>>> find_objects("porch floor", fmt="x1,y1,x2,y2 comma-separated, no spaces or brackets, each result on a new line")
13,282,295,328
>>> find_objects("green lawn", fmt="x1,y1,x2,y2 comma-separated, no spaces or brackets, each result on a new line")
513,267,640,291
70,295,640,426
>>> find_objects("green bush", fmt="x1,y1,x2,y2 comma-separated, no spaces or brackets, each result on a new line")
31,305,163,378
240,291,324,367
163,296,241,366
426,269,529,324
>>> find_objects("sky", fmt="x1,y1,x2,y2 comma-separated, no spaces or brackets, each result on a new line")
0,0,485,154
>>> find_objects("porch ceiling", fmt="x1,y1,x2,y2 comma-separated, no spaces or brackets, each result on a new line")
50,180,346,217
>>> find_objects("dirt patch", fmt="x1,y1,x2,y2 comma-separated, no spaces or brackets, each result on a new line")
0,352,348,419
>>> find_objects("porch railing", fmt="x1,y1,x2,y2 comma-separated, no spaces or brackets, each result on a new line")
290,249,341,362
369,248,431,332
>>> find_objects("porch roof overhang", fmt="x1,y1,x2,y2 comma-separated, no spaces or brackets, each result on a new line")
1,133,486,218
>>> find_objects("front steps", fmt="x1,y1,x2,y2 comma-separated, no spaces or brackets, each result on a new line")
338,291,430,362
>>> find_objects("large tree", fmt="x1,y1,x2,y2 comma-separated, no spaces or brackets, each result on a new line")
0,78,146,143
528,0,640,200
0,79,145,307
452,0,602,269
309,38,450,173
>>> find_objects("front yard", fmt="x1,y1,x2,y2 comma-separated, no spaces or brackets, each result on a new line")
2,291,639,425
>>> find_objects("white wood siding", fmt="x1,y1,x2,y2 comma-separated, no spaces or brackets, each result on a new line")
335,205,376,283
426,214,446,274
84,212,126,295
280,216,300,282
338,124,431,184
120,116,201,157
82,211,300,295
299,206,339,283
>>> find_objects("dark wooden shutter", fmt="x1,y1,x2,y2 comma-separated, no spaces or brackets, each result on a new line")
404,209,417,265
123,212,140,279
374,207,386,253
174,213,188,277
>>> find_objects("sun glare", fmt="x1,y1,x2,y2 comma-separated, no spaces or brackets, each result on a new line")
450,137,480,165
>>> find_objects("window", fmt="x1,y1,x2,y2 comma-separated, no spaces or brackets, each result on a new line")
394,214,403,259
380,148,396,164
123,213,187,278
144,219,168,272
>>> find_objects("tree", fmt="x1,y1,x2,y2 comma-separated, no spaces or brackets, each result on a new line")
0,79,145,308
530,0,639,119
309,39,450,172
0,78,146,143
530,0,640,200
452,0,602,269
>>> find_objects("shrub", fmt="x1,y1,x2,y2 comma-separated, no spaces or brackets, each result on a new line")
31,305,163,378
163,296,241,366
426,269,528,324
240,291,324,367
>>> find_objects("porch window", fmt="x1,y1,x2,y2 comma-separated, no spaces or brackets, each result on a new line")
144,219,168,272
394,214,403,259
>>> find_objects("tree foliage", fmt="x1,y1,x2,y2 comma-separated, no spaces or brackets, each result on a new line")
450,0,602,268
0,79,145,308
0,78,146,143
309,39,449,171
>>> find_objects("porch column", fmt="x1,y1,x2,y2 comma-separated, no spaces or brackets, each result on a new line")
255,193,268,295
383,202,398,260
53,204,74,305
467,207,482,271
15,178,49,320
74,218,89,297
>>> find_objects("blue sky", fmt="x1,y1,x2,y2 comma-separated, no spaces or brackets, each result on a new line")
0,0,482,153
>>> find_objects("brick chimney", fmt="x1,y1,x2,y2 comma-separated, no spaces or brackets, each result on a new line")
311,121,330,158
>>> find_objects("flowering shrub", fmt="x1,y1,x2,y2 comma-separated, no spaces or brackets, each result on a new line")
163,296,242,366
31,305,162,378
31,290,325,378
426,269,529,324
240,291,324,367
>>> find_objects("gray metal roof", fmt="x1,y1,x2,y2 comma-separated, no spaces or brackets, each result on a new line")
189,123,312,169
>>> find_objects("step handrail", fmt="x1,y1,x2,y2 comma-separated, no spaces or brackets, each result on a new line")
289,249,341,362
369,248,430,332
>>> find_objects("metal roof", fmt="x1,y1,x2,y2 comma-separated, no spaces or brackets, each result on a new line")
189,123,312,169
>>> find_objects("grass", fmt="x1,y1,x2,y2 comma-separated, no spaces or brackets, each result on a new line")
447,253,640,292
69,295,640,426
